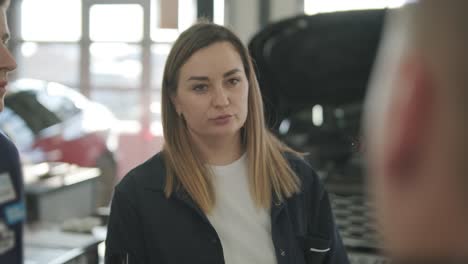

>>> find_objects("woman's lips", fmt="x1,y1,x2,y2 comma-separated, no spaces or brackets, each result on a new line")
211,114,233,125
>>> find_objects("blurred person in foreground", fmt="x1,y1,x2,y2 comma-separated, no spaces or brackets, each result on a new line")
0,0,24,263
105,22,348,264
364,0,468,262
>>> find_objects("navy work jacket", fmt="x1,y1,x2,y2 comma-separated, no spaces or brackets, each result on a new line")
105,152,349,264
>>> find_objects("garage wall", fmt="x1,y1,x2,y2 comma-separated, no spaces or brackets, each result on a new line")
225,0,260,44
225,0,304,44
270,0,303,22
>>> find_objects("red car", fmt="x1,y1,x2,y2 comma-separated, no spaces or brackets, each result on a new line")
0,79,119,206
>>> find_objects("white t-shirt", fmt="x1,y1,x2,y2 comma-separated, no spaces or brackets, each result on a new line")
207,154,277,264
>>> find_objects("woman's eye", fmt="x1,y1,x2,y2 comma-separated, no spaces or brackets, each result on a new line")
228,78,240,86
192,84,208,92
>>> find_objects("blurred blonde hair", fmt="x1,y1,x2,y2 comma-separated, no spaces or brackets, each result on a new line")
402,1,468,115
403,1,468,173
384,1,468,185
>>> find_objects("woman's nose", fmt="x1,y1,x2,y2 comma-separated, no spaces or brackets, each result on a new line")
0,46,17,73
212,87,230,107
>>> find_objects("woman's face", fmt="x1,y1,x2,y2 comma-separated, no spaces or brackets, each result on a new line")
0,6,16,112
172,41,249,140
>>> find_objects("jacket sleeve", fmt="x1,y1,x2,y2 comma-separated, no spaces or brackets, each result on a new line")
105,184,147,264
304,168,349,264
319,190,349,264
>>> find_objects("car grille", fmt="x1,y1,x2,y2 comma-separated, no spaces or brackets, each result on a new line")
329,193,379,249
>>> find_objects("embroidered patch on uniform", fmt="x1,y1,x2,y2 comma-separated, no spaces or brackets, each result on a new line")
0,220,15,254
0,173,16,204
4,202,25,225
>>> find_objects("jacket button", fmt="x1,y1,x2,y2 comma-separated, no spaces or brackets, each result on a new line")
211,238,218,244
280,249,286,257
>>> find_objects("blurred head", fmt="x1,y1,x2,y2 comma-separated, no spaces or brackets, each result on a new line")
0,0,17,112
364,0,468,259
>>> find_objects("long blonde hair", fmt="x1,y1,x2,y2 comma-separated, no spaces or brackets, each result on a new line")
161,22,302,213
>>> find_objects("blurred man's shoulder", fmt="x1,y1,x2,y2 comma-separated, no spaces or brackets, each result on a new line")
0,131,17,157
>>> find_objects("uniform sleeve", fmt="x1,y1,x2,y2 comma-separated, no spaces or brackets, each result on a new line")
0,134,25,264
105,186,147,263
304,168,349,264
10,142,24,199
1,134,24,198
319,191,349,264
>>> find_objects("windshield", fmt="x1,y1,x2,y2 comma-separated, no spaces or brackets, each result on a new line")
4,91,61,135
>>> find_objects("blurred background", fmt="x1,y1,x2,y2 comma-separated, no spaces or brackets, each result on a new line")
2,0,405,263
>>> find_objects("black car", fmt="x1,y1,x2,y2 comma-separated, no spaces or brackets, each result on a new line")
249,9,388,263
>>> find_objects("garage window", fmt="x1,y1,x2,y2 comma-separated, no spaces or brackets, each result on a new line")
304,0,405,15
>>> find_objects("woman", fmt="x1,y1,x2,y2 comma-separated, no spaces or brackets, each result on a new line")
105,22,348,264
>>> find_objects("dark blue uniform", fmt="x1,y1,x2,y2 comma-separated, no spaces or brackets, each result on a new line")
105,152,349,264
0,131,25,264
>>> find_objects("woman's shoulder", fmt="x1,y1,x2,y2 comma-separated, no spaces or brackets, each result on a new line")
284,152,314,176
283,152,323,193
0,131,20,166
115,151,167,194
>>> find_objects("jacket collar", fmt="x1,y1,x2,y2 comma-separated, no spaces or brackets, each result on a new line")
271,194,287,222
144,151,292,221
141,153,210,222
141,152,167,192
